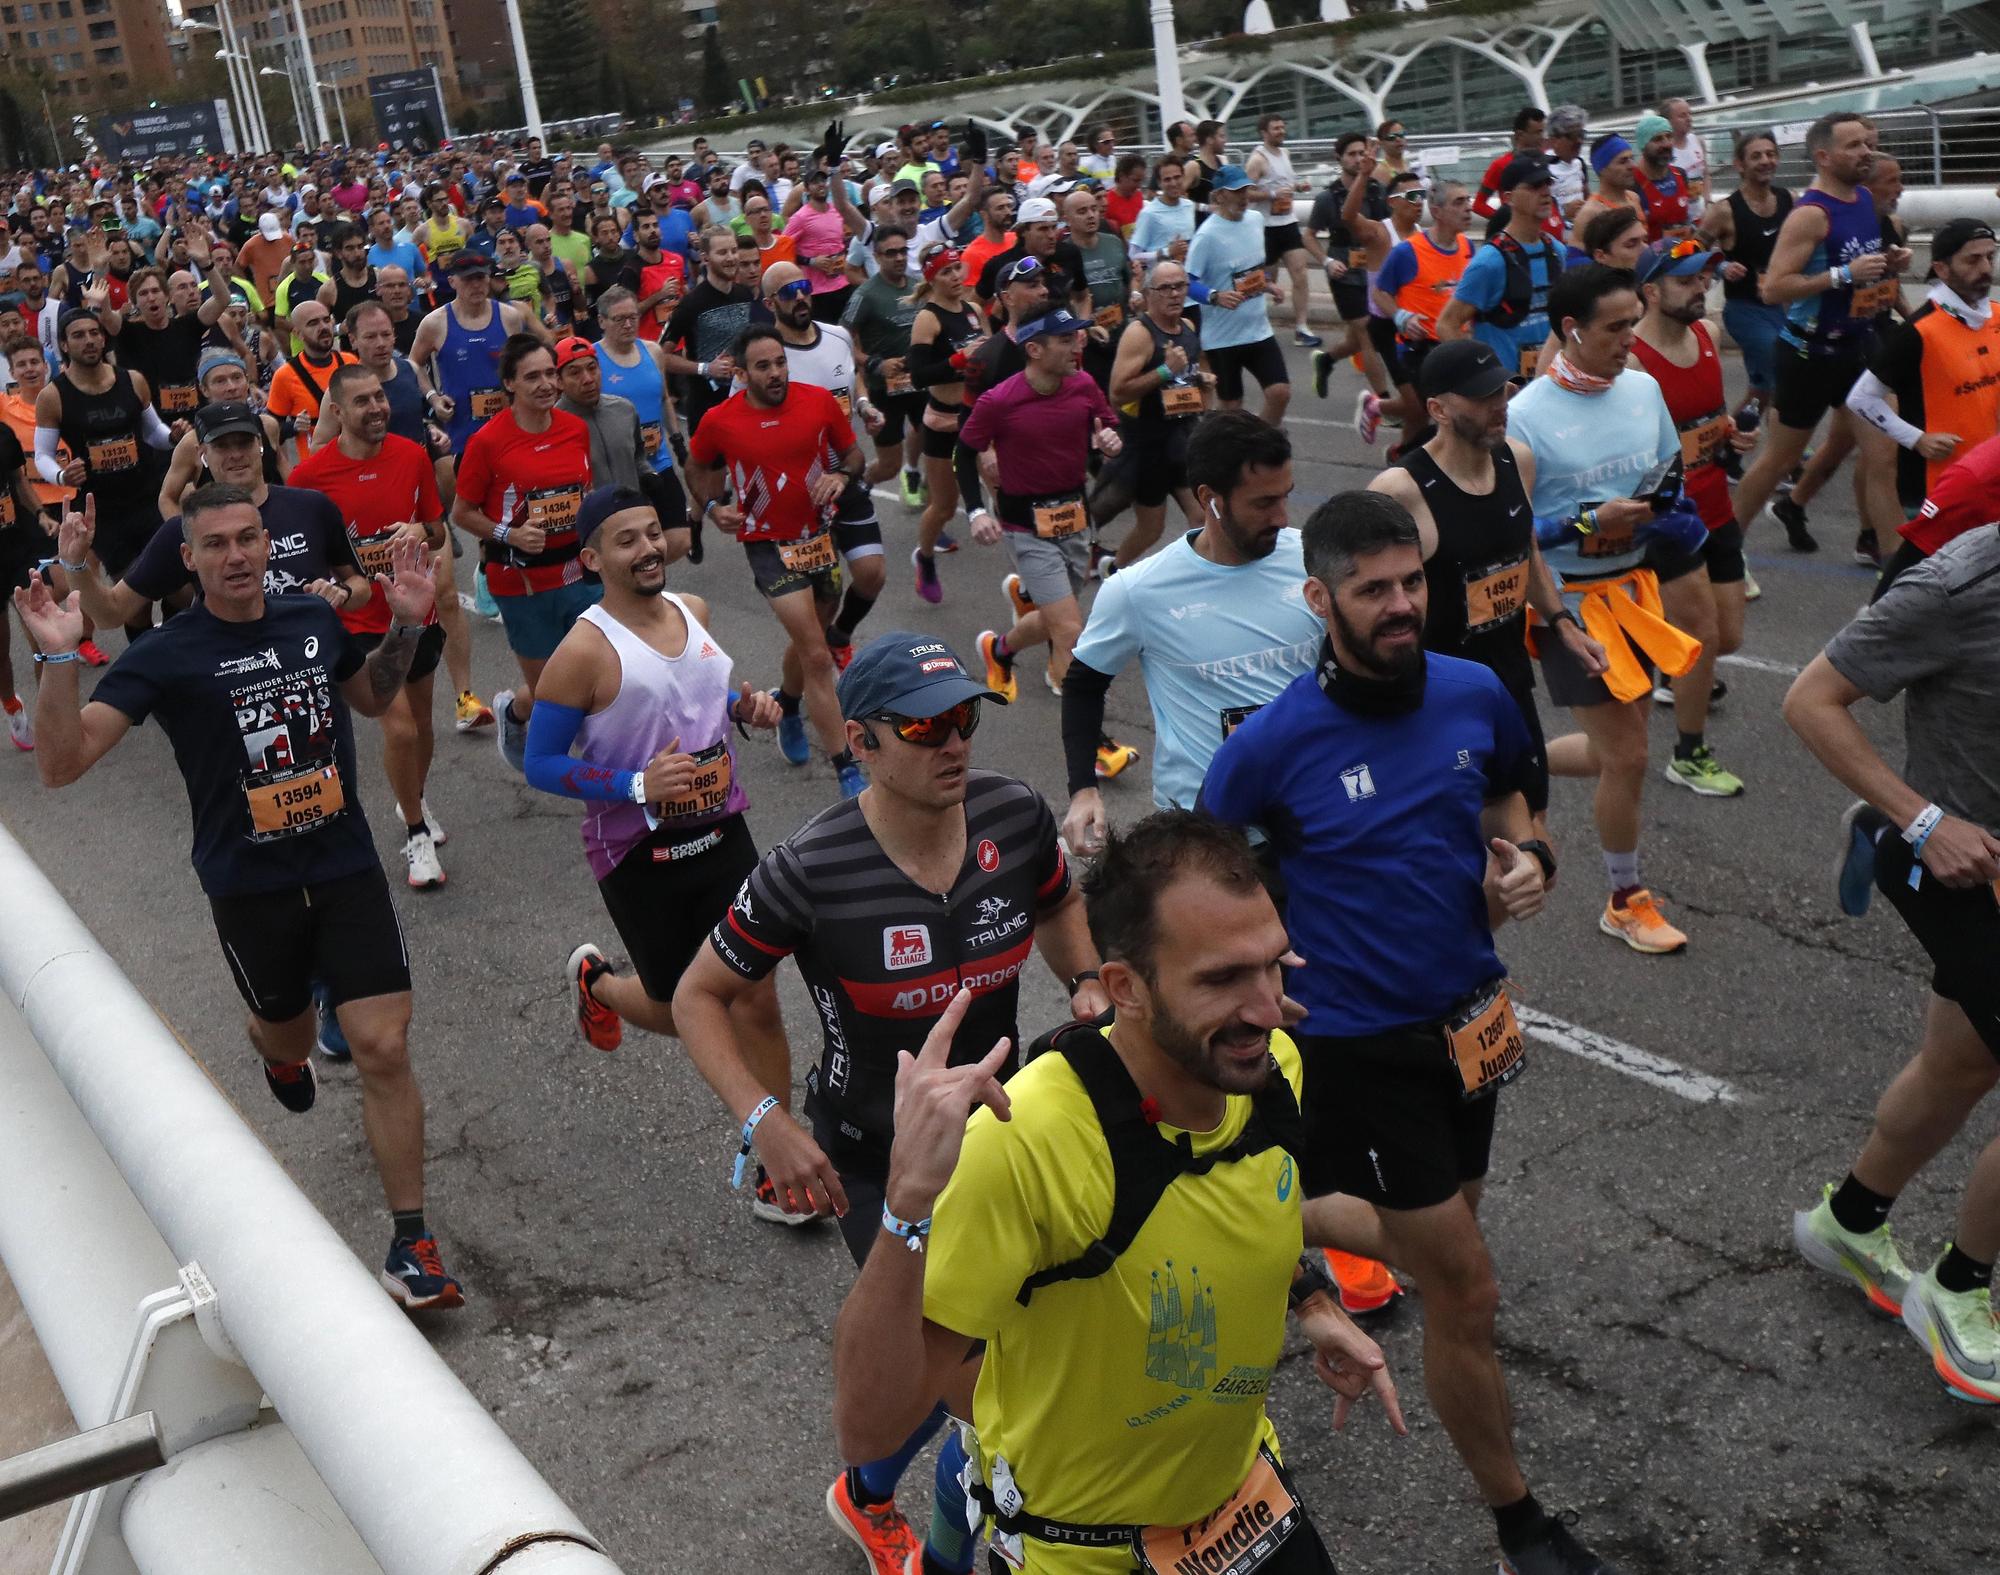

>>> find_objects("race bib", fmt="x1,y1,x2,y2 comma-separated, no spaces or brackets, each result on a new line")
87,434,138,472
642,421,664,457
159,383,200,414
1445,981,1526,1100
244,763,346,841
1093,302,1124,331
1161,382,1204,418
885,371,915,397
1577,506,1634,559
1032,494,1087,539
1231,266,1267,298
834,389,853,418
1660,223,1694,244
656,739,733,820
1463,557,1527,634
1219,703,1261,741
470,387,506,419
352,532,399,577
1136,1448,1301,1575
1679,413,1728,468
1850,279,1897,317
1269,191,1294,218
1347,247,1368,270
525,484,583,549
777,531,837,573
1518,346,1540,380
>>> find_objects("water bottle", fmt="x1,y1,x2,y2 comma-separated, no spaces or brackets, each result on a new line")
1734,399,1761,436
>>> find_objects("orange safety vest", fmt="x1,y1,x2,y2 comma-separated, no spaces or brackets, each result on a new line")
1394,231,1471,339
1909,305,2000,492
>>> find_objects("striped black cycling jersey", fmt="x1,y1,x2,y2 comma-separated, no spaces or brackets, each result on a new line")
709,769,1070,1177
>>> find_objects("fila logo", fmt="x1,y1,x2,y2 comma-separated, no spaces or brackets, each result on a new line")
884,924,933,970
1340,763,1377,801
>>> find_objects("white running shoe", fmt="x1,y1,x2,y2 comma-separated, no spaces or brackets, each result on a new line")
421,798,447,846
5,700,30,752
403,830,446,889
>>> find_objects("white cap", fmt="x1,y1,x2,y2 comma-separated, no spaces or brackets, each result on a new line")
257,212,282,240
1016,196,1058,224
867,181,892,206
299,183,317,196
875,141,897,159
643,173,669,191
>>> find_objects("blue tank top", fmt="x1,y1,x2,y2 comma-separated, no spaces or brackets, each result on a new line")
594,341,671,473
381,354,429,447
1781,188,1886,356
437,301,509,455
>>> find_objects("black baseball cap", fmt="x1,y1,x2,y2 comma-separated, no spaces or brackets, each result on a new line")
195,400,261,441
450,249,494,274
837,631,1007,720
576,485,649,549
1419,338,1510,400
1933,217,1996,266
1498,154,1552,192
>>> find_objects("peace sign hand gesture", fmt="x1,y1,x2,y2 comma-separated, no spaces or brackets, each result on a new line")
884,987,1012,1220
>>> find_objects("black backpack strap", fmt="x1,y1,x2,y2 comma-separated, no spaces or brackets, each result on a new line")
1015,1027,1189,1306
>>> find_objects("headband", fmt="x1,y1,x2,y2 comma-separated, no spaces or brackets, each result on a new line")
1591,135,1633,174
921,244,963,282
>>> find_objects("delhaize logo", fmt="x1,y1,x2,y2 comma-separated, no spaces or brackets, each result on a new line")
883,924,932,970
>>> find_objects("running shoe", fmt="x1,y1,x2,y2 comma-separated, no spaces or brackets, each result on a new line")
566,942,623,1053
264,1057,318,1113
1770,493,1816,553
1498,1510,1621,1574
1742,569,1761,601
381,1234,465,1312
1836,800,1890,918
1311,349,1332,399
1793,1183,1913,1317
1045,669,1064,699
776,697,810,766
472,573,502,619
1599,889,1687,954
314,984,351,1061
1095,735,1139,780
977,630,1018,703
5,697,31,751
912,547,943,605
454,690,495,732
838,761,867,798
1902,1257,2000,1404
934,531,961,554
1853,530,1881,568
1649,678,1726,707
1662,746,1744,798
1003,572,1035,621
1293,328,1323,348
753,1165,827,1227
685,524,704,566
828,637,856,672
77,638,109,667
1324,1248,1402,1317
493,690,527,773
825,1468,922,1575
1354,388,1382,445
403,829,446,889
421,799,448,846
899,469,924,508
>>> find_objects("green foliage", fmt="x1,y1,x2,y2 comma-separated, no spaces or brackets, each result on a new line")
524,0,607,112
700,24,734,112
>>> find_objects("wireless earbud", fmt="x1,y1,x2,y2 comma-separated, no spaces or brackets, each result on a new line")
1208,498,1221,519
1569,328,1582,343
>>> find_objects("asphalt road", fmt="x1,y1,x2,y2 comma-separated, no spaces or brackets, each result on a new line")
3,336,1992,1575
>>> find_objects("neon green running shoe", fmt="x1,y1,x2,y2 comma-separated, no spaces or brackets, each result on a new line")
1793,1183,1913,1317
1901,1257,2000,1405
1663,744,1744,798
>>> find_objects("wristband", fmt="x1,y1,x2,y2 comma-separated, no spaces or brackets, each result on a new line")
57,557,88,574
1394,308,1415,331
882,1203,932,1253
389,623,425,639
32,649,79,664
698,360,710,378
1156,362,1173,383
1833,264,1851,288
627,770,647,805
492,522,512,545
1516,837,1557,883
1903,802,1943,850
1066,968,1101,999
730,1095,779,1189
1287,1250,1337,1310
1548,608,1581,631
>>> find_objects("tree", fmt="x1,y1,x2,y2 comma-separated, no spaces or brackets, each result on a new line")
700,24,733,112
524,0,607,114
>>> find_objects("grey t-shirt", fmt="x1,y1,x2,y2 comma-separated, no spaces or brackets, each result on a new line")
1823,525,2000,831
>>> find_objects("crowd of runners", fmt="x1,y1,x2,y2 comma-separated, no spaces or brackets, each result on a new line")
2,96,1998,1575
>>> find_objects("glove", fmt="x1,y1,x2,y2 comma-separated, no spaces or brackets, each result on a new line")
1640,508,1708,555
669,431,689,469
962,121,988,167
822,120,845,166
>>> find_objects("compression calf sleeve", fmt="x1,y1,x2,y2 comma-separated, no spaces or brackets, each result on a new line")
924,1429,975,1572
853,1400,948,1506
522,699,640,804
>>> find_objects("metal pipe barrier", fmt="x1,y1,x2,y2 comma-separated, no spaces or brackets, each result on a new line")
0,822,625,1575
0,1416,164,1523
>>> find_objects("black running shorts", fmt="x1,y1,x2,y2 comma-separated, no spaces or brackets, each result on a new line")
1294,1024,1503,1210
597,813,757,1002
1207,337,1289,404
1876,835,2000,1058
351,622,446,683
209,864,410,1023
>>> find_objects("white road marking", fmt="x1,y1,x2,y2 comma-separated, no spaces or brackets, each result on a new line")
1516,1006,1746,1105
1718,652,1803,678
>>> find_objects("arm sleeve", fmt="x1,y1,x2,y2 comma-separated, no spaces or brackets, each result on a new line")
523,698,642,803
1059,659,1114,795
1846,369,1923,449
906,327,964,390
33,424,64,485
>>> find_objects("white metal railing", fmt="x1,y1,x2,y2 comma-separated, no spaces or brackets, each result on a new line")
0,822,626,1575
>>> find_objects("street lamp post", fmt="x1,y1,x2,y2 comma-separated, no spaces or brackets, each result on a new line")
260,63,309,151
1150,0,1186,135
217,0,272,150
176,17,259,153
285,0,332,145
501,0,544,141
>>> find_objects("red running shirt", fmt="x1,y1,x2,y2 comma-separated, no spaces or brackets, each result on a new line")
289,432,445,633
687,384,856,543
1902,431,2000,556
457,406,594,595
1629,322,1733,532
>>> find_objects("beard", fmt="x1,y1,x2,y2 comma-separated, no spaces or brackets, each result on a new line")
1151,991,1273,1096
1332,595,1423,680
1448,409,1507,452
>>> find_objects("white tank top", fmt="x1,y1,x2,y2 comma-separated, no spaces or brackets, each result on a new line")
782,322,857,419
1256,143,1298,227
574,591,746,878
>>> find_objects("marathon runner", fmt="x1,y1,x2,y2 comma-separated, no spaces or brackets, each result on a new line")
759,260,887,670
1628,114,1695,243
1306,133,1397,431
1696,130,1793,429
1507,263,1707,953
1184,165,1291,426
1569,137,1645,253
1244,112,1323,348
840,223,926,507
1332,152,1425,446
264,299,356,462
317,223,380,343
1375,179,1474,435
1125,153,1196,271
156,348,288,517
660,225,757,561
553,335,671,504
0,420,52,749
1201,491,1622,1575
451,333,598,772
1628,239,1752,796
109,251,231,431
832,813,1406,1575
1062,185,1132,394
905,243,987,603
1785,523,2000,1405
410,250,541,461
672,631,1106,1575
1730,112,1910,553
290,364,453,889
15,497,464,1312
520,485,789,1069
590,284,685,495
684,322,867,798
1438,156,1563,383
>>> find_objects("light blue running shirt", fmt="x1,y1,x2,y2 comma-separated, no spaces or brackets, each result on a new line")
1182,211,1274,351
1072,528,1322,812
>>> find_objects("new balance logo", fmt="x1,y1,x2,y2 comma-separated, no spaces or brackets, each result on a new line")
1341,764,1376,801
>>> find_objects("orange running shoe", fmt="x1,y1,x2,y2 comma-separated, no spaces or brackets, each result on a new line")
978,629,1019,703
1325,1248,1402,1316
1600,888,1688,954
825,1468,921,1575
566,943,624,1052
1002,571,1035,622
